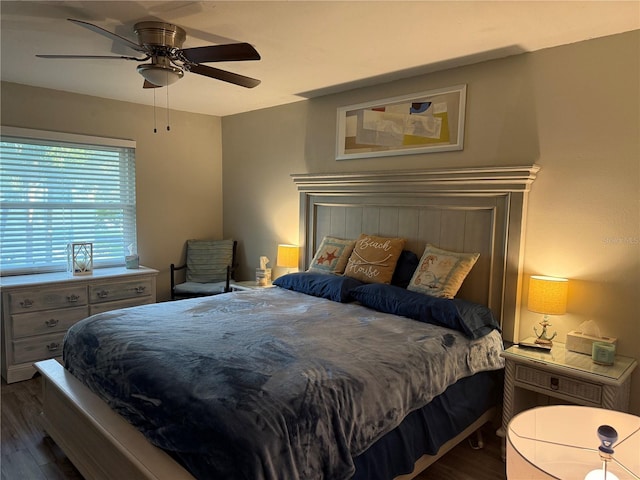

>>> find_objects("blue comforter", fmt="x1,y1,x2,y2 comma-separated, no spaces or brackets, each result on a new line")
63,288,504,480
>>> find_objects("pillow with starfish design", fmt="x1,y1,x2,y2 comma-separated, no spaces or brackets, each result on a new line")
307,236,356,274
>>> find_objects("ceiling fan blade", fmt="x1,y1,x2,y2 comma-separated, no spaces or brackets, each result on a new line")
68,18,146,54
180,43,260,64
143,80,162,89
36,54,145,61
189,64,261,88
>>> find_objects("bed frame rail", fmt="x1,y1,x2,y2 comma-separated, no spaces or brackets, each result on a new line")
35,359,194,480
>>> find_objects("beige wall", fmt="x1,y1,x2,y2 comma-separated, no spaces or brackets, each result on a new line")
1,82,224,301
223,31,639,413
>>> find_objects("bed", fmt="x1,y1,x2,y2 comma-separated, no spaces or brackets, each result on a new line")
35,165,539,480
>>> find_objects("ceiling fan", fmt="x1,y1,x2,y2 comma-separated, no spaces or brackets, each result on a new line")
36,18,261,89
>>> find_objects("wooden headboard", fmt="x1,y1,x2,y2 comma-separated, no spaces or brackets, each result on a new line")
291,165,539,343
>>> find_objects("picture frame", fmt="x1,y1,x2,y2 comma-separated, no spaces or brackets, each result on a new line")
336,84,466,160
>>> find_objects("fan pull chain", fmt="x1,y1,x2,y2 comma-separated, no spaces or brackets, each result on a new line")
166,74,171,132
153,88,157,134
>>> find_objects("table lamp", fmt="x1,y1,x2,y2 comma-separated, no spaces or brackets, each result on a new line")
527,275,569,346
507,405,639,480
277,244,299,273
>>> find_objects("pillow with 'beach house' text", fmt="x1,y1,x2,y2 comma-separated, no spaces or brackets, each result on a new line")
344,234,405,284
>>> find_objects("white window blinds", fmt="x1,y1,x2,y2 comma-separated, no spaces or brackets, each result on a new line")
1,127,137,275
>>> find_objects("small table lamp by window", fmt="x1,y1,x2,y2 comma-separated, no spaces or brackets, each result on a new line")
527,275,568,346
277,244,299,273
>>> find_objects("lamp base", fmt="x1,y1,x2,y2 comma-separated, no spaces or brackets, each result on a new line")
534,315,557,346
584,469,619,480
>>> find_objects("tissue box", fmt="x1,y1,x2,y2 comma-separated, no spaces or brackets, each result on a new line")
125,255,139,269
566,330,617,355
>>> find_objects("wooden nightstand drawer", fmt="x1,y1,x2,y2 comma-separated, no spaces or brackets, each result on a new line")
11,306,89,339
8,287,87,314
515,364,602,404
89,279,153,304
12,332,66,364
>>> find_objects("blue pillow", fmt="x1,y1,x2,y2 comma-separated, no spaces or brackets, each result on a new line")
450,298,501,339
273,272,364,303
349,283,499,339
390,250,419,288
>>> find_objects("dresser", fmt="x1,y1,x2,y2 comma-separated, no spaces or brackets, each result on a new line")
1,266,158,383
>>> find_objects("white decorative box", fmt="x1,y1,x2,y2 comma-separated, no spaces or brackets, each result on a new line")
566,330,617,355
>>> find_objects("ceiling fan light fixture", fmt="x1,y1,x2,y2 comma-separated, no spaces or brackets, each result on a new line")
39,18,261,90
137,63,184,87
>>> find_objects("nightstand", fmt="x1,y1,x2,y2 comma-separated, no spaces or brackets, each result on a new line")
230,281,275,292
501,341,637,435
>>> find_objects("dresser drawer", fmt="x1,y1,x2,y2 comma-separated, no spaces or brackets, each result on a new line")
89,296,154,315
89,279,153,304
515,364,602,405
12,332,66,364
8,287,88,314
11,306,89,339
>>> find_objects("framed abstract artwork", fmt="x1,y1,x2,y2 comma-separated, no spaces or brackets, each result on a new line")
336,84,466,160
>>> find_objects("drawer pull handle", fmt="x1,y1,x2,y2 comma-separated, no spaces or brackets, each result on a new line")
45,319,59,328
20,299,34,309
550,377,559,390
97,290,109,299
135,286,146,294
47,342,61,352
67,294,80,303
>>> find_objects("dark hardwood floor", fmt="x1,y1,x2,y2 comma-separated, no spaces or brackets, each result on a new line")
1,376,506,480
1,375,82,480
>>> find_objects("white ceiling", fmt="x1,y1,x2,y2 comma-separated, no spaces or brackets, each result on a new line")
1,1,639,117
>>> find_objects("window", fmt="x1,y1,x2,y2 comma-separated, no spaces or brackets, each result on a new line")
1,127,137,275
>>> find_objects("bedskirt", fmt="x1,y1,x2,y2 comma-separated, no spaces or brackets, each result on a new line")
353,368,502,479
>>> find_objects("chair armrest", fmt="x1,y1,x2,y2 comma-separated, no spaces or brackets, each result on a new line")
170,263,187,300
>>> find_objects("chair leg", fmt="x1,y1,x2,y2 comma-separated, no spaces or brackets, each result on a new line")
170,263,177,300
224,265,231,293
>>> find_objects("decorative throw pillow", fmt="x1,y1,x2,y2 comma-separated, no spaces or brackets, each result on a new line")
344,234,406,284
307,236,356,274
407,244,479,299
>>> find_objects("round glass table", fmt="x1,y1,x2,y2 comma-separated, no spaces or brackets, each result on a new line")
507,405,639,479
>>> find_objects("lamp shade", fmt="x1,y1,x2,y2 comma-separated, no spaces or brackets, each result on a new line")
527,275,568,315
277,244,299,269
507,406,638,480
